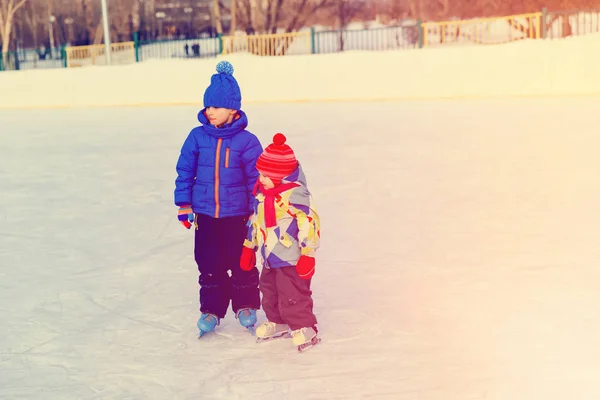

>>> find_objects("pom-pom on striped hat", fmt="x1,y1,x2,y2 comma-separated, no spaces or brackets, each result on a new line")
256,133,298,182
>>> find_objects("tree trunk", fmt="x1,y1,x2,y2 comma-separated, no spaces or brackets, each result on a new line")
212,0,223,34
1,13,13,66
338,1,345,51
561,15,572,37
229,0,237,35
268,0,284,34
249,0,258,33
0,0,28,66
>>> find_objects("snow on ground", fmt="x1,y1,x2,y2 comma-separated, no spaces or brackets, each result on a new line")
1,98,600,399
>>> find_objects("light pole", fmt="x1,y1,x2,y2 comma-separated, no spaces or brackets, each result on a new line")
184,7,193,38
156,12,166,39
65,18,74,45
48,15,56,59
100,0,111,65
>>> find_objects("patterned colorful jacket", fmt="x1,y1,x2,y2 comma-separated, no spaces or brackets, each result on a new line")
243,164,321,268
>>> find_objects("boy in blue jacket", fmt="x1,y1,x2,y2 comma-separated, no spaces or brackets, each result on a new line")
174,61,263,337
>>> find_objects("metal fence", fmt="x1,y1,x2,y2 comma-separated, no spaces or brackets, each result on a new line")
0,47,65,71
314,25,420,53
3,7,600,72
138,36,221,61
422,13,542,47
544,8,600,39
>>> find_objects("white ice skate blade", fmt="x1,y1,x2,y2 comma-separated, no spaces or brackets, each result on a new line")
197,331,235,340
256,331,292,343
297,336,321,353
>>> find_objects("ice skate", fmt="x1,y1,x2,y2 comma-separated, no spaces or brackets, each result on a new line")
255,321,291,343
291,327,320,352
197,313,219,338
236,308,257,334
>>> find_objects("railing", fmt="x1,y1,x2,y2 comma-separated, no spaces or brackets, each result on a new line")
314,25,420,53
64,42,136,68
0,47,65,71
5,7,600,72
544,9,600,39
422,13,542,47
137,36,221,61
221,31,312,56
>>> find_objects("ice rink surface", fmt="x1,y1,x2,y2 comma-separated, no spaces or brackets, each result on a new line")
1,99,599,399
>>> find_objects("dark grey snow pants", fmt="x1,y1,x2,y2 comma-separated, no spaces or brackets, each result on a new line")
259,266,318,330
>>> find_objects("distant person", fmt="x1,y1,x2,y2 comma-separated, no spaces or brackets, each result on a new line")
240,133,322,352
174,61,263,337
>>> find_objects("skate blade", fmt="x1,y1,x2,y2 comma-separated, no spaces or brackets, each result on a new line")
297,336,321,353
256,331,292,343
198,330,214,339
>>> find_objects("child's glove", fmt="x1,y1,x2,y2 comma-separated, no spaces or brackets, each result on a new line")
240,247,256,271
296,255,315,280
177,205,194,229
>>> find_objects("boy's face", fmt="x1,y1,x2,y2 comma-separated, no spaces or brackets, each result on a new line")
258,171,275,190
206,107,236,127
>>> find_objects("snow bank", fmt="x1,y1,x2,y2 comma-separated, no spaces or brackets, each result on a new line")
2,33,600,109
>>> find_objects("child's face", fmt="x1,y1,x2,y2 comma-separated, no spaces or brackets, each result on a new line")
258,171,275,189
206,107,236,127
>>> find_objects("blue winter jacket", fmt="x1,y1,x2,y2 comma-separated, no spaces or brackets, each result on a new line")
174,109,263,218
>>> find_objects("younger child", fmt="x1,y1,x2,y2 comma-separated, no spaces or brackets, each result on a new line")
174,61,263,337
240,133,321,350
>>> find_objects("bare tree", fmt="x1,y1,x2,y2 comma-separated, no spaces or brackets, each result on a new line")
213,0,224,33
20,0,40,48
109,0,138,41
229,0,334,34
0,0,28,65
333,0,367,50
229,0,237,34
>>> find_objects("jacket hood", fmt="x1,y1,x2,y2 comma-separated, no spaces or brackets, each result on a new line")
197,108,249,139
281,163,307,188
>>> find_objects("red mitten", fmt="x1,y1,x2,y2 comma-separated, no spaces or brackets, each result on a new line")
296,255,315,280
240,247,256,271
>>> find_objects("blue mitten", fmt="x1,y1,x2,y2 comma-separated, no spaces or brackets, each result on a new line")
178,205,194,229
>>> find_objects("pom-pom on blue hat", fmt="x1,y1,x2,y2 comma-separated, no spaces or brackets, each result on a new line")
203,61,242,110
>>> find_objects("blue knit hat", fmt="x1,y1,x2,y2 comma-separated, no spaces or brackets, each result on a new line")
203,61,242,110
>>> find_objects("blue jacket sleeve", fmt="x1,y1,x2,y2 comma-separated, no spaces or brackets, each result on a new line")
174,130,199,206
241,134,263,214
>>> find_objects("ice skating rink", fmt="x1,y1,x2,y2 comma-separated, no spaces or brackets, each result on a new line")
1,99,599,399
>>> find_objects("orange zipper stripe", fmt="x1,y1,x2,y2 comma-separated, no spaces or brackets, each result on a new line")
225,148,230,168
214,139,222,218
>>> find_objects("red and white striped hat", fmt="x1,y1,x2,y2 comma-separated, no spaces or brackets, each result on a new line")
256,133,298,181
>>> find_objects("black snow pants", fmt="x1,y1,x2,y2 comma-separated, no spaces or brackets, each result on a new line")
194,213,260,319
259,266,318,331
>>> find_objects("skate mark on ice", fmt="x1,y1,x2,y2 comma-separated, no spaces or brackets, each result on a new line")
325,325,383,345
86,296,179,333
0,231,112,268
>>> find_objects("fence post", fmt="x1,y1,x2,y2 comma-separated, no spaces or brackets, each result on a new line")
310,27,316,54
133,32,140,62
417,19,424,48
217,33,223,54
541,8,547,39
61,45,67,68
